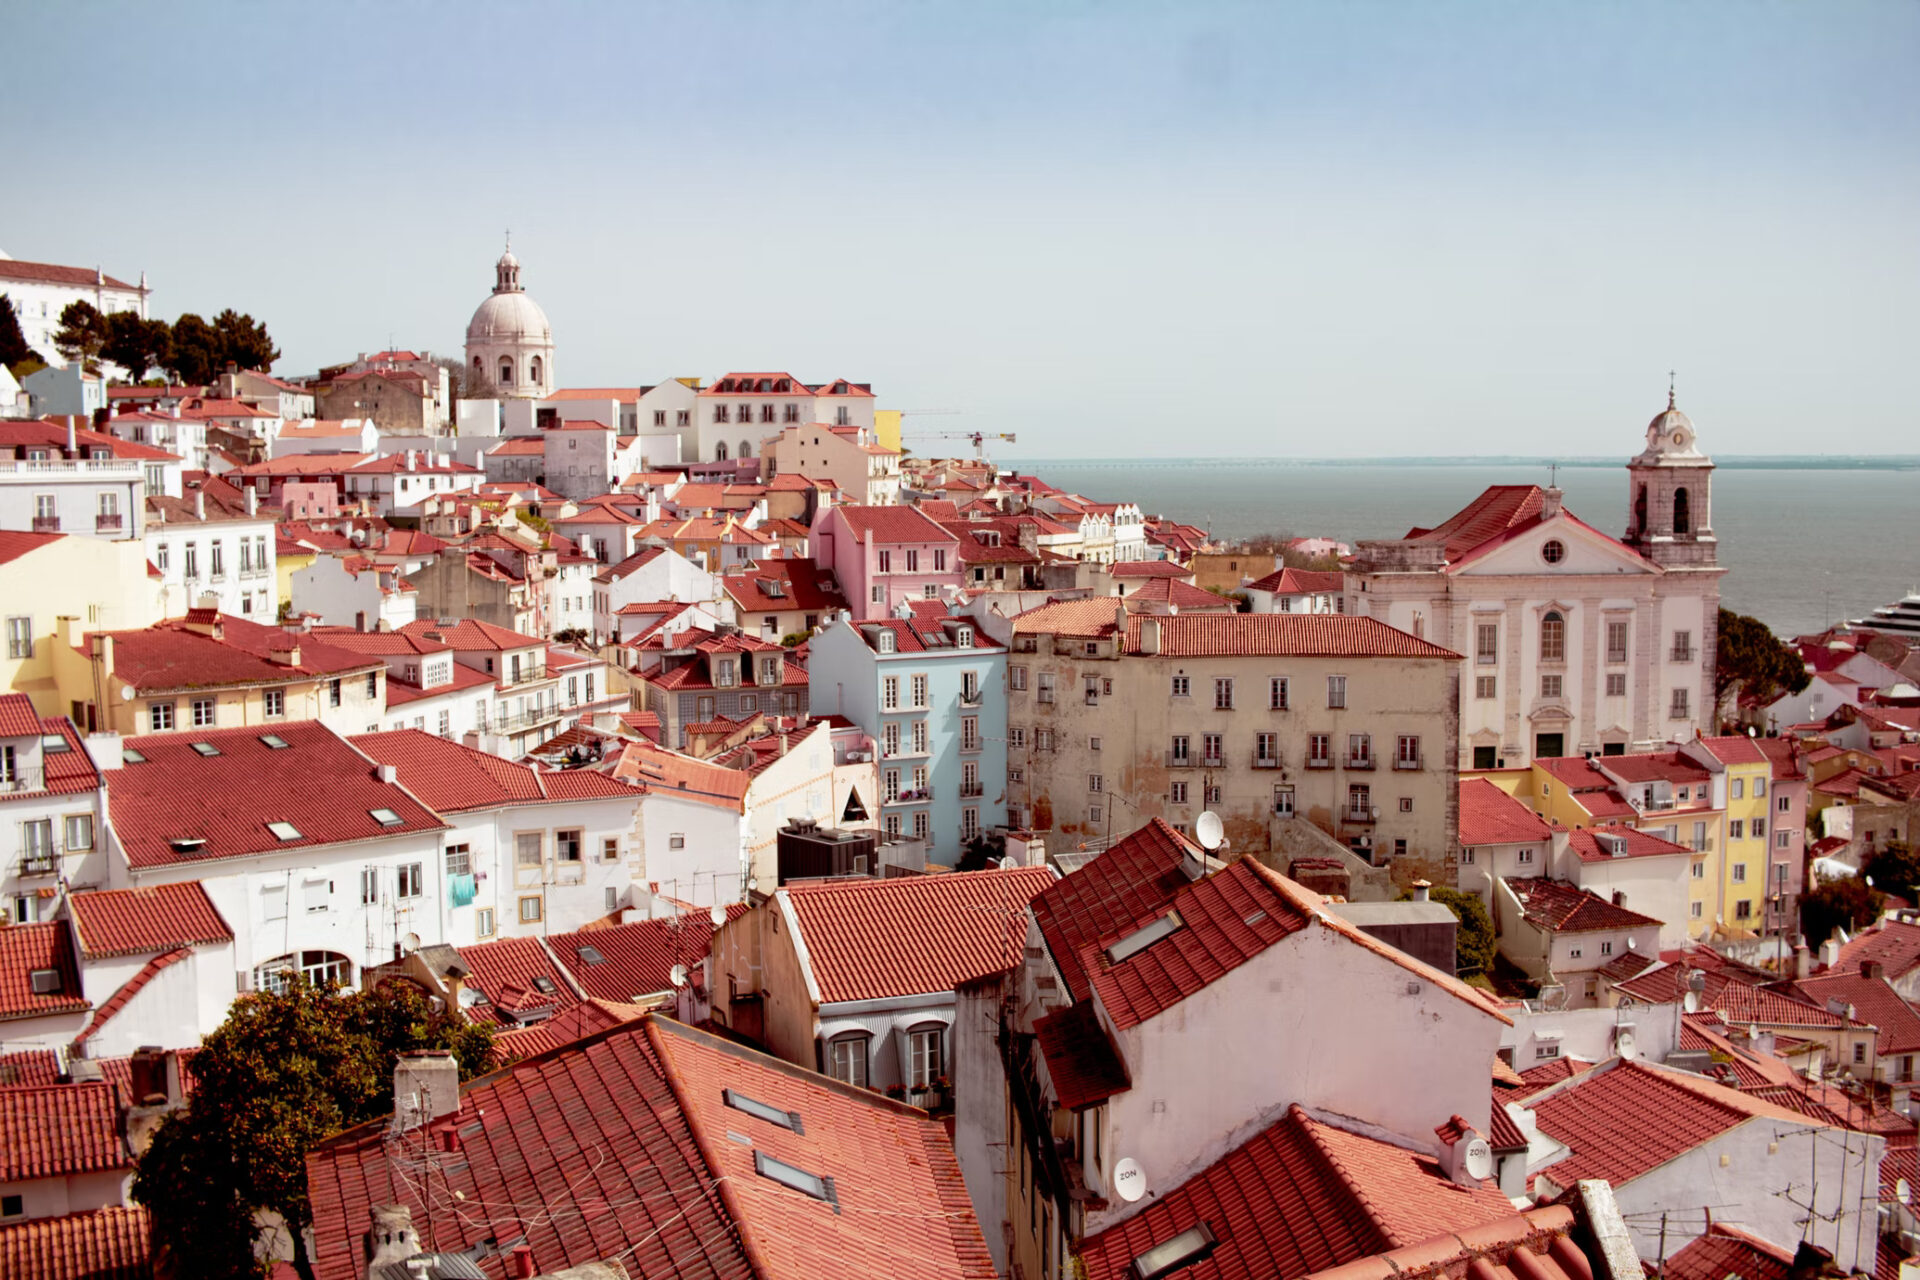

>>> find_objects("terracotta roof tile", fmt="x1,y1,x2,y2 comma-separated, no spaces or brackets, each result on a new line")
1034,1001,1130,1111
0,1049,63,1086
489,998,651,1062
396,617,543,652
1458,779,1553,846
1783,971,1920,1054
547,906,749,1004
0,691,41,736
0,258,141,290
0,1081,129,1181
0,1205,152,1280
0,923,88,1022
1033,819,1211,1003
88,614,380,690
454,936,581,1026
832,504,961,545
1504,877,1663,933
608,740,750,810
1664,1224,1793,1280
74,947,191,1049
1836,922,1920,981
66,883,232,958
1563,826,1692,861
784,867,1056,1003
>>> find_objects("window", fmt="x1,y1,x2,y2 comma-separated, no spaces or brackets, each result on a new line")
264,689,285,718
516,832,542,867
1399,796,1413,812
883,770,900,803
1273,785,1294,817
397,863,424,898
1213,677,1234,710
1347,733,1372,766
1732,862,1747,882
1170,674,1190,698
184,542,198,579
1476,675,1497,699
1540,612,1565,661
211,542,225,579
328,678,342,707
1540,674,1562,699
1327,675,1346,709
1171,781,1189,804
519,896,543,923
878,550,892,573
1568,945,1582,959
65,814,94,850
1347,784,1371,818
911,674,928,707
1256,732,1277,764
1606,620,1629,663
1670,688,1690,719
1691,902,1703,919
1476,622,1498,664
4,616,30,660
883,813,902,839
1672,630,1694,662
1754,777,1767,798
1009,727,1026,749
557,829,583,862
1396,735,1420,768
1606,672,1627,697
882,676,899,710
1308,733,1331,766
149,702,175,731
1010,666,1027,691
1,1193,21,1219
962,807,979,840
1268,676,1289,710
905,550,919,573
1089,773,1104,793
1731,778,1744,800
1540,539,1565,564
1778,829,1792,849
1202,732,1223,766
962,716,979,751
304,878,330,914
1778,794,1790,812
445,844,472,876
1517,847,1535,864
907,1024,945,1087
253,950,350,994
1729,819,1744,840
367,672,378,698
1692,861,1705,879
827,1032,869,1087
191,697,215,727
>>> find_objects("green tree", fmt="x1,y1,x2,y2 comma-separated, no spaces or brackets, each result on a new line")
0,294,32,369
168,312,221,384
132,978,493,1280
1402,884,1496,977
101,311,173,382
1800,877,1885,948
1863,841,1920,903
1716,607,1810,711
211,308,281,372
52,300,109,368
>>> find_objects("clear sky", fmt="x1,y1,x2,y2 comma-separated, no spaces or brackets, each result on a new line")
5,2,1915,457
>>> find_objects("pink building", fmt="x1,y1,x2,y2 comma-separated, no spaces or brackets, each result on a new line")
281,480,341,521
809,504,963,620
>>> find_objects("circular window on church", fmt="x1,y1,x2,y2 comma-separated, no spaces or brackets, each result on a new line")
1541,540,1566,565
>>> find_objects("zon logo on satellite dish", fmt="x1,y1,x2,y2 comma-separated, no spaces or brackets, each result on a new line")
1112,1156,1147,1203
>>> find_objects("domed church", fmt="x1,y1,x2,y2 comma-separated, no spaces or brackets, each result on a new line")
465,242,554,399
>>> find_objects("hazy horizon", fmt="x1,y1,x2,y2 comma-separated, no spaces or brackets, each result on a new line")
6,2,1915,459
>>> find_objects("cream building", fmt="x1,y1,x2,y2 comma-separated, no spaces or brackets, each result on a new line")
1347,393,1723,769
464,243,554,400
759,419,901,506
1003,602,1462,875
1,532,163,713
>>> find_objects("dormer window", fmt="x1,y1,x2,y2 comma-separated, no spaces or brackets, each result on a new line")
877,631,896,654
956,627,974,648
715,659,737,687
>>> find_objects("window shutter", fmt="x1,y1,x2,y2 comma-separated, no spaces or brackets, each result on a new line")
814,1036,826,1074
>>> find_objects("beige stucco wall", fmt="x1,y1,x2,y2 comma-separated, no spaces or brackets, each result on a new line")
2,540,162,714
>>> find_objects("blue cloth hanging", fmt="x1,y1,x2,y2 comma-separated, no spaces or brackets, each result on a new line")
449,873,478,907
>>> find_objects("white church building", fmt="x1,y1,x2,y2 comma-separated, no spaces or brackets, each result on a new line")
1346,391,1724,768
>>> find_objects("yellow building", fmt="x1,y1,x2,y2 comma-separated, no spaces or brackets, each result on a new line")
276,542,317,615
1681,737,1776,934
873,408,902,453
1,531,163,715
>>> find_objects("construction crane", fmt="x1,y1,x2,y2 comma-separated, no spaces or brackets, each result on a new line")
900,429,1017,459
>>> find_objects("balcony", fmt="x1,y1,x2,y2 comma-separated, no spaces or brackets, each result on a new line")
1164,752,1194,769
1307,756,1333,770
0,769,45,793
1394,756,1422,771
1252,755,1280,769
484,704,564,734
960,740,982,754
19,850,58,875
499,665,550,688
1671,648,1695,663
960,690,983,707
1200,755,1224,769
95,513,123,532
1343,807,1378,825
887,786,934,804
960,782,984,798
1346,755,1375,771
31,515,60,532
1,458,140,478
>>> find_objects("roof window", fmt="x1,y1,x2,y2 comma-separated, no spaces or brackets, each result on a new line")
1105,910,1185,966
29,969,63,996
753,1150,838,1210
190,742,221,757
266,821,302,841
724,1088,804,1134
577,945,606,965
531,976,557,995
1131,1223,1218,1280
40,734,71,755
369,808,403,827
259,734,291,749
122,748,147,764
169,836,206,853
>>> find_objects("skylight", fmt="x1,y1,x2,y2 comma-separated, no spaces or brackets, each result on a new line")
122,749,147,765
40,734,70,755
266,821,302,841
1131,1223,1218,1280
531,976,556,994
190,742,221,757
369,808,403,827
753,1150,837,1209
577,945,605,965
259,734,291,749
724,1088,804,1134
1105,910,1184,966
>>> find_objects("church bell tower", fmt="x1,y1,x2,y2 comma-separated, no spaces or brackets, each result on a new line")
1623,384,1717,571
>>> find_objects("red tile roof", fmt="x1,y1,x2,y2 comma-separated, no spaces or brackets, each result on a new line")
0,530,66,569
1664,1223,1793,1280
489,997,651,1062
1615,961,1848,1028
453,936,582,1026
721,557,850,614
547,906,748,1004
73,947,191,1050
0,257,141,290
0,692,41,737
306,1016,992,1280
1077,1104,1514,1280
0,1049,63,1086
1692,734,1771,766
0,1081,129,1180
89,614,380,690
1108,560,1192,579
396,617,543,652
1458,779,1553,846
847,615,1003,655
351,729,629,810
0,1205,152,1280
1563,825,1692,861
1783,971,1920,1054
66,883,232,958
1245,566,1345,595
1596,751,1712,786
1034,1000,1131,1111
1115,614,1454,659
107,722,445,868
607,739,751,810
1835,921,1920,981
1125,578,1233,609
832,504,961,545
1528,1059,1807,1187
1514,1056,1590,1096
783,867,1055,1003
1486,1093,1528,1151
1504,877,1663,934
1033,819,1214,1003
0,923,88,1023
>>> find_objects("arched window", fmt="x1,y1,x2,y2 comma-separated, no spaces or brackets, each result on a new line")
1634,484,1648,534
906,1021,946,1088
715,441,730,461
825,1030,870,1087
498,357,514,387
254,950,351,995
1672,488,1690,535
1540,611,1565,662
529,355,543,385
738,439,752,459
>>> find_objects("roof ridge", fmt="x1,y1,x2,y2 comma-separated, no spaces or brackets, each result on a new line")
1289,1105,1405,1247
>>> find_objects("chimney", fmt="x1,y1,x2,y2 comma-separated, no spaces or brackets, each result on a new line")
1821,935,1844,969
393,1050,460,1132
1863,960,1885,981
1139,617,1161,655
363,1205,418,1280
407,450,418,472
245,486,258,516
508,1245,536,1279
194,488,205,520
1541,486,1563,519
84,731,124,773
1794,941,1812,979
1412,879,1432,903
379,764,399,784
267,634,300,666
66,416,77,453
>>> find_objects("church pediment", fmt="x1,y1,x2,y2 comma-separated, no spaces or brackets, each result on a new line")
1449,512,1657,578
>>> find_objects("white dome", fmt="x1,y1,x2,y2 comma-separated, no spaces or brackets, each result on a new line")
467,289,551,343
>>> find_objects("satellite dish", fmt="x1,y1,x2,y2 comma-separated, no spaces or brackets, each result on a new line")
120,686,134,702
669,964,688,989
710,903,727,927
1616,1029,1639,1060
998,855,1019,871
1195,811,1224,851
1112,1157,1147,1203
401,932,420,954
746,877,759,893
1461,1137,1494,1182
1900,1178,1911,1206
1626,936,1636,951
